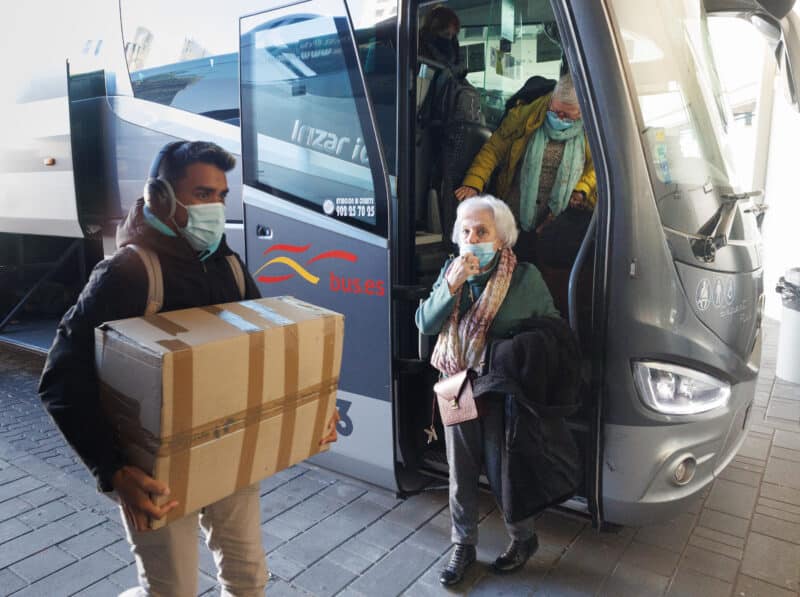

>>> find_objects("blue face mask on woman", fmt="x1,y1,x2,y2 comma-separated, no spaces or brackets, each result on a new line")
546,110,575,131
175,201,225,258
460,241,497,269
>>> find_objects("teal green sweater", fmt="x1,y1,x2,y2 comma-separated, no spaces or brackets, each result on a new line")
415,257,559,340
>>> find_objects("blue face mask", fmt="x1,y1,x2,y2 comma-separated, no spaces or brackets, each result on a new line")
461,241,497,269
175,201,225,260
546,110,575,131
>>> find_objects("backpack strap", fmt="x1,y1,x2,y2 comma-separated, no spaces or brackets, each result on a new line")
225,254,246,300
126,244,163,315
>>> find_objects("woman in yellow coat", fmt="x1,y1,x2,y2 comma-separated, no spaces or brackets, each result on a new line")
455,74,595,265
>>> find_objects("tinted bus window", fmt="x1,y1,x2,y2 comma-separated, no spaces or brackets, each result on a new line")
352,0,398,174
421,0,562,129
120,0,265,123
240,1,394,235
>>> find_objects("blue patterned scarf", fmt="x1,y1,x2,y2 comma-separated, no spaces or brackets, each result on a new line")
519,118,585,231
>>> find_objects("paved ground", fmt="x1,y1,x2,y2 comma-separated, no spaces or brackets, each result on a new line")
0,319,798,596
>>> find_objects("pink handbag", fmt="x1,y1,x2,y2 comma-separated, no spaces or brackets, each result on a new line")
434,369,478,426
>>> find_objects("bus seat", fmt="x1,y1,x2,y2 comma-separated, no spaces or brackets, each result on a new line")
438,122,492,236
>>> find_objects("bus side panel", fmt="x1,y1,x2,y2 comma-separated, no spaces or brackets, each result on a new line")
244,197,396,489
0,59,80,238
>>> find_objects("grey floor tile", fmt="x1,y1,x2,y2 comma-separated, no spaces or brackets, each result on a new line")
73,579,123,596
535,510,586,548
737,435,771,461
760,482,800,507
692,525,745,549
773,429,800,451
10,545,76,583
666,568,733,597
766,399,800,422
324,543,375,575
339,536,388,564
355,518,413,551
764,457,800,490
750,512,800,544
0,518,30,544
597,562,670,597
106,564,138,590
318,482,366,505
680,544,740,583
59,523,121,558
705,479,758,519
698,509,750,539
634,512,696,553
292,557,355,597
770,446,800,463
11,550,125,597
741,532,800,591
718,465,762,487
0,568,26,596
381,492,447,531
619,540,680,577
268,551,307,581
348,542,439,596
264,579,314,596
734,573,796,597
405,513,452,556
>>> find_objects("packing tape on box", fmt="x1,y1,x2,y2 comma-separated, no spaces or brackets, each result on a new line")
100,378,339,457
310,316,338,455
156,338,193,519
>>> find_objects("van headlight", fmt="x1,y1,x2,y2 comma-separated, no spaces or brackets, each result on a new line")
633,361,730,415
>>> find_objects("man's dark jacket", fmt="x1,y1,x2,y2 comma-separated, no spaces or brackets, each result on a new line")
474,316,583,523
38,200,260,491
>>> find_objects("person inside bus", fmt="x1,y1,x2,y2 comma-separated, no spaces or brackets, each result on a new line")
38,142,269,596
418,4,464,74
416,195,559,586
454,73,596,268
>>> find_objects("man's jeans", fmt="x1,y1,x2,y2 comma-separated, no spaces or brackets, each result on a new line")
119,482,268,596
444,396,535,545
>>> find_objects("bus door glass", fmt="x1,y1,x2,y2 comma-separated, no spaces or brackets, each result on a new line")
239,0,398,488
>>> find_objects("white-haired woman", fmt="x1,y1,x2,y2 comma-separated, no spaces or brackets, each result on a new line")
455,73,595,265
416,195,559,586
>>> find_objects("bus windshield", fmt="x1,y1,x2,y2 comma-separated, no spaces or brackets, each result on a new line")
609,0,740,235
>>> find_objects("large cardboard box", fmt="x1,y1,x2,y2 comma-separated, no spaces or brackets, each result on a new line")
95,296,343,529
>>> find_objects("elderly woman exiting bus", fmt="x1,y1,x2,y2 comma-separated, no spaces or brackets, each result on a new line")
455,73,595,266
415,195,559,586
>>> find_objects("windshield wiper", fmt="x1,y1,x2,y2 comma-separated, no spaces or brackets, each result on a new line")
692,190,762,262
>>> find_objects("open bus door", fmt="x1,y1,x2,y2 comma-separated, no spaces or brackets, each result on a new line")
238,1,398,488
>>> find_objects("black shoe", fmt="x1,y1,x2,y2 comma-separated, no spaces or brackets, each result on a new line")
492,534,539,573
439,543,476,586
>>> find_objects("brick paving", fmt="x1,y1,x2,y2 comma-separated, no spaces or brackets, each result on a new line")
0,318,797,596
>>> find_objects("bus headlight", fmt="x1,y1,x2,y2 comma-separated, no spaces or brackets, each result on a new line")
633,361,730,415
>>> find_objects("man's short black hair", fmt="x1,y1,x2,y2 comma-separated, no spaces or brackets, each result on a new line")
162,141,236,185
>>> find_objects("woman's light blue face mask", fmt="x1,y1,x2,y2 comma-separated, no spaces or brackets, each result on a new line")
546,110,575,131
460,241,497,269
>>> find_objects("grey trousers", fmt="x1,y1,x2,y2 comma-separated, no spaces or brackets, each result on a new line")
444,396,535,546
119,482,268,597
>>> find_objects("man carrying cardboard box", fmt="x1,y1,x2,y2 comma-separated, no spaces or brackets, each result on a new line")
39,141,269,596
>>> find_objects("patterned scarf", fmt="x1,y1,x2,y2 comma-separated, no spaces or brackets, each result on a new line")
430,248,517,376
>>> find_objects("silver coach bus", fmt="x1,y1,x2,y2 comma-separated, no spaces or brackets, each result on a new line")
1,0,798,527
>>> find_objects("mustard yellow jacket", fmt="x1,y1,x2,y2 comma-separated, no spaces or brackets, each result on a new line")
462,94,597,208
